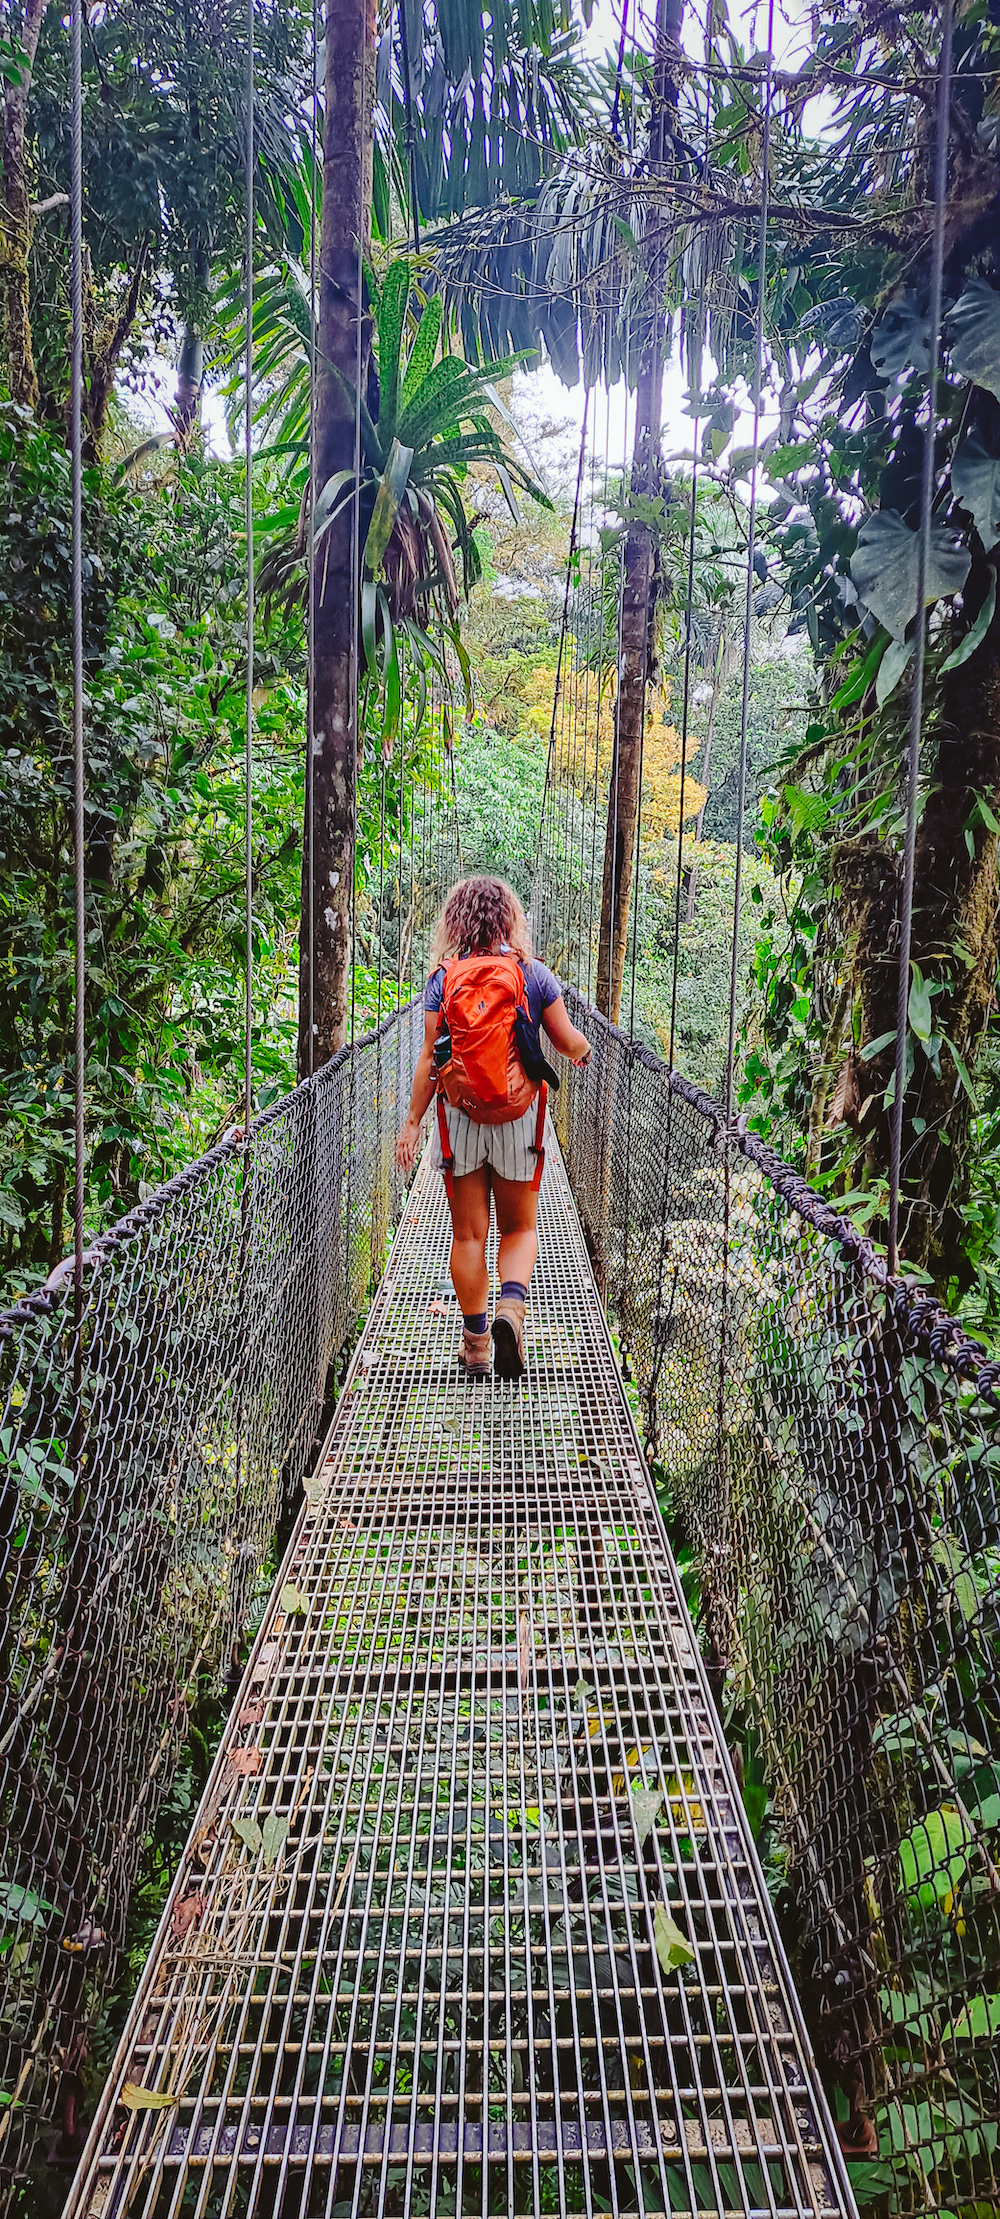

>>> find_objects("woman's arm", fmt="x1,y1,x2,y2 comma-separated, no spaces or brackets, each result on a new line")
395,1012,440,1168
540,995,591,1066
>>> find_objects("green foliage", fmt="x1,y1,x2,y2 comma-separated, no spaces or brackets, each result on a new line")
374,0,595,235
237,253,550,755
0,407,304,1299
450,717,548,910
633,837,783,1095
21,0,310,432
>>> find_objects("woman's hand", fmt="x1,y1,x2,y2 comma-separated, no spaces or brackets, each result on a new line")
541,997,592,1067
396,1118,422,1171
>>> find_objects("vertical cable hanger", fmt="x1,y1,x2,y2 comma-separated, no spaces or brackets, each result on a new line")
533,393,589,957
723,0,774,1128
576,402,596,995
397,0,421,255
306,0,320,1076
70,0,84,1325
243,0,255,1137
713,2,774,1666
607,330,632,1020
667,10,714,1074
887,0,954,1275
586,380,613,1002
349,219,364,1047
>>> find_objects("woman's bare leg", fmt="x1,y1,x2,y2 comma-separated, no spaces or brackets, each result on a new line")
448,1166,491,1314
492,1175,539,1290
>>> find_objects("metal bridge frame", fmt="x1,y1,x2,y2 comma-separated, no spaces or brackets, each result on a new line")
67,1136,855,2219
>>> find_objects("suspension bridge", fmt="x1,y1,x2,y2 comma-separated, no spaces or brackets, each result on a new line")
3,0,999,2206
60,1113,854,2219
5,987,1000,2218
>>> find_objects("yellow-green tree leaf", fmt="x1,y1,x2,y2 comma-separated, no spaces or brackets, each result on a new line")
653,1902,695,1972
121,2082,176,2111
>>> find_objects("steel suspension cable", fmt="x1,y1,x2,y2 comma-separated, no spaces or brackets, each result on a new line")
667,29,714,1075
646,31,714,1452
586,381,613,1001
666,442,700,1068
349,221,364,1045
714,8,774,1656
533,392,589,951
397,0,421,255
244,0,255,1137
723,14,773,1128
306,0,320,1075
575,414,595,994
887,0,954,1276
70,0,84,1321
607,356,632,1019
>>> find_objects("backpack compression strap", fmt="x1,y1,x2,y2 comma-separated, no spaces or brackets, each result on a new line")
437,1090,456,1203
529,1083,547,1191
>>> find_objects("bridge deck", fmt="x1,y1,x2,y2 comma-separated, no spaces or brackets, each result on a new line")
68,1138,853,2219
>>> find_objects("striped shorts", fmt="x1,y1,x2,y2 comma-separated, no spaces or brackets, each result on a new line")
431,1098,545,1185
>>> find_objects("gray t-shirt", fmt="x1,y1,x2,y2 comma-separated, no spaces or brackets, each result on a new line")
424,950,562,1029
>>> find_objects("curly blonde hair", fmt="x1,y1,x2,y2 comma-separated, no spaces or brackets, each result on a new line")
429,877,533,972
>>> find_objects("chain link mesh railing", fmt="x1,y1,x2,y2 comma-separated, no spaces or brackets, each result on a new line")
556,989,1000,2217
0,1002,422,2203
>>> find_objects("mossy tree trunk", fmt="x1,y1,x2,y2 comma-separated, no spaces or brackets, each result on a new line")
0,0,49,410
297,0,375,1074
845,482,1000,1288
595,0,681,1023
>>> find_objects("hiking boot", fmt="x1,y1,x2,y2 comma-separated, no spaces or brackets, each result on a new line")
459,1325,492,1378
492,1296,527,1380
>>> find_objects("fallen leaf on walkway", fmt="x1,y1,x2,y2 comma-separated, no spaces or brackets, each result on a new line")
250,1642,279,1686
238,1703,265,1728
233,1816,263,1858
121,2084,175,2112
630,1789,663,1846
428,1301,449,1317
280,1582,306,1617
518,1613,532,1690
228,1748,262,1778
169,1896,203,1943
653,1902,695,1973
261,1813,289,1869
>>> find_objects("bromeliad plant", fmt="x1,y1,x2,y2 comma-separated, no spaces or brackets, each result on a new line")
228,253,550,750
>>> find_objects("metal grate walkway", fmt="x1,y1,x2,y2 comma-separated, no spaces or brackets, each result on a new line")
68,1137,854,2219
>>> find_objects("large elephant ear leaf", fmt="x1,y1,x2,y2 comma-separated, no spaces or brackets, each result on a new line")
871,289,930,379
850,510,971,639
952,432,1000,550
948,279,1000,399
376,261,411,446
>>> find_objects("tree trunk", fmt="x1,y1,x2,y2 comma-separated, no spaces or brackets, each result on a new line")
595,0,681,1022
0,0,49,410
596,489,658,1020
82,238,152,458
297,0,375,1074
174,322,204,442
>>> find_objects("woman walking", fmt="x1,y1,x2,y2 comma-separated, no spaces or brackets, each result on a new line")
396,876,590,1379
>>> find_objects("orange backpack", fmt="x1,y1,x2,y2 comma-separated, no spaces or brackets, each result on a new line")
435,953,538,1124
